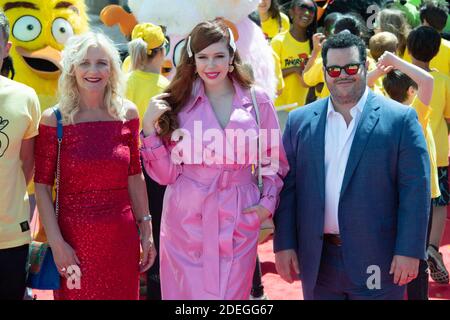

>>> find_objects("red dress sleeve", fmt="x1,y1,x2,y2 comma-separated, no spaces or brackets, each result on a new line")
34,124,58,186
127,118,142,176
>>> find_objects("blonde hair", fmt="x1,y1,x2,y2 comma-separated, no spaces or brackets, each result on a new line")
58,32,125,124
128,38,148,71
369,31,399,61
375,9,411,57
128,38,163,71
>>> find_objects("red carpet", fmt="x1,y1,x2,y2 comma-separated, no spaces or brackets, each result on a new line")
32,218,449,300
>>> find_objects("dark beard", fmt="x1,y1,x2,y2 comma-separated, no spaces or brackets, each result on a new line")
329,77,366,106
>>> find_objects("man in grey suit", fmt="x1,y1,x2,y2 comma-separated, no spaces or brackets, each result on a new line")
273,32,430,300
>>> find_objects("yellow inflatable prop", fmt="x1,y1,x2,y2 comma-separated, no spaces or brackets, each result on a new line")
0,0,89,110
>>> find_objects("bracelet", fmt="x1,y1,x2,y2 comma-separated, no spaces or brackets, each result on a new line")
138,214,152,224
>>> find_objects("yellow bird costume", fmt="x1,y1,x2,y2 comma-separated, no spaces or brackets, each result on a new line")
0,0,89,111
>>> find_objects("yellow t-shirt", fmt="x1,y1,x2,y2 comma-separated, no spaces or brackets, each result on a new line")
122,56,131,74
272,49,285,93
303,55,329,99
271,32,311,111
372,74,388,97
411,97,440,198
261,12,290,41
0,77,40,249
434,39,450,76
428,70,450,167
404,39,450,77
125,70,170,125
366,54,386,95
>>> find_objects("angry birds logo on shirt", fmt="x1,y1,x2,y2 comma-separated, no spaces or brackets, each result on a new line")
0,116,9,158
0,0,89,110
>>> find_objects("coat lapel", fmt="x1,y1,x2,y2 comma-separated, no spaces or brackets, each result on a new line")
340,92,380,197
309,100,328,203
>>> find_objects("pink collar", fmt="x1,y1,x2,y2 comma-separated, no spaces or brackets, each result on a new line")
184,77,252,113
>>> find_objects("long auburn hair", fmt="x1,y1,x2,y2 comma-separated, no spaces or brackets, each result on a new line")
158,19,253,138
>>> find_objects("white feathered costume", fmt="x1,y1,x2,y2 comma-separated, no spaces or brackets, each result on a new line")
128,0,277,98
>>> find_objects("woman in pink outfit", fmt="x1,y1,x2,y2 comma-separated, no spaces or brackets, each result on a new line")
140,19,289,300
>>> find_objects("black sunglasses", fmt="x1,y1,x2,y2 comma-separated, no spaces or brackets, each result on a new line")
296,3,316,12
324,62,365,78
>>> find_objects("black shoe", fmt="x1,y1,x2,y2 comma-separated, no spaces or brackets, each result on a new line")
427,245,449,284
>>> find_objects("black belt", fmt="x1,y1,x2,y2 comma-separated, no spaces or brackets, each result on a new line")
323,234,342,246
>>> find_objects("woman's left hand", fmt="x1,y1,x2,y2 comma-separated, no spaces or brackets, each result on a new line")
243,205,271,223
139,223,157,273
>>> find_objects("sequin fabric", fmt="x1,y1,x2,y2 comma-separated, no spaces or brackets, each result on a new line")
34,118,142,300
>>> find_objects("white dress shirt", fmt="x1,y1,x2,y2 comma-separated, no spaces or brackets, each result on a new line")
324,87,369,234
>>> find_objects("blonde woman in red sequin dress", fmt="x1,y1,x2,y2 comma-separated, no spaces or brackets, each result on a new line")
34,32,156,300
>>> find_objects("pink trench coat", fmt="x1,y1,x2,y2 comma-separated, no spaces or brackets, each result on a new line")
141,79,289,299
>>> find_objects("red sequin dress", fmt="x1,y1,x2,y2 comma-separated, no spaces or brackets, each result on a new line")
34,119,142,300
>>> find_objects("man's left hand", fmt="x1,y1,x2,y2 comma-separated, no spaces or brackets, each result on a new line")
390,255,420,286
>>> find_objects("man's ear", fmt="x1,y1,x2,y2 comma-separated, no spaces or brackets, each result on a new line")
407,85,417,97
404,86,417,105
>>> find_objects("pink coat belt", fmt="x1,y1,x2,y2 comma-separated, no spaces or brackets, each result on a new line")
181,166,255,296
